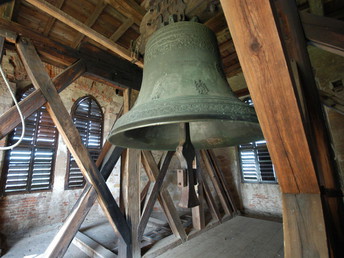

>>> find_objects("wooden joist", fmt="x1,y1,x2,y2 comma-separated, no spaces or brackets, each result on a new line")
24,0,143,67
0,59,86,140
300,11,344,57
110,18,134,43
0,20,143,90
16,37,131,246
42,0,65,36
71,1,106,48
105,0,145,26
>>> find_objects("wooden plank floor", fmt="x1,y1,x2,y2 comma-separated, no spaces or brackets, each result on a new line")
156,216,284,258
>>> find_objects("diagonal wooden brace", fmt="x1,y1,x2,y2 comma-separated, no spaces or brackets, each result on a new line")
141,150,187,242
16,37,131,246
0,59,86,140
138,151,175,241
43,145,123,258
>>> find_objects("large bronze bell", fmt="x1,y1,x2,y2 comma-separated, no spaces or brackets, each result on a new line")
108,21,263,150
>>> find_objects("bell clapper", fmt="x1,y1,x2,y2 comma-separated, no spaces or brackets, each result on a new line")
176,123,200,208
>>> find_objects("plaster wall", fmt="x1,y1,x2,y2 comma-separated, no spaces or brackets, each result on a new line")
213,147,282,218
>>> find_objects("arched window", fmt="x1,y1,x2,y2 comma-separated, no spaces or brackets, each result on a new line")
1,87,59,194
66,96,103,189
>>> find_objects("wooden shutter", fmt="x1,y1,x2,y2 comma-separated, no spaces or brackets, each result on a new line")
239,140,276,183
2,88,58,194
66,96,103,189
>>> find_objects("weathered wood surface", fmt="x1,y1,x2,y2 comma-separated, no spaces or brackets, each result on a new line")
301,12,344,57
0,59,86,140
220,0,320,194
207,150,237,213
282,194,329,258
141,150,187,242
0,19,142,90
25,0,143,67
105,0,145,26
42,0,65,36
44,146,123,258
191,154,205,230
200,150,232,215
195,151,221,223
275,1,344,255
16,37,130,246
119,148,141,258
138,151,175,240
71,1,106,48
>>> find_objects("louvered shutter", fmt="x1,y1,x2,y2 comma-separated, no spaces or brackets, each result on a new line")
239,140,276,183
2,88,58,194
66,96,103,189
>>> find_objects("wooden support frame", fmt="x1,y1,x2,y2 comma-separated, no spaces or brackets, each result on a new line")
199,150,232,216
42,0,65,36
0,22,143,89
191,154,205,231
141,150,187,242
16,37,131,246
24,0,143,67
275,1,344,255
71,1,106,48
138,151,175,241
44,145,124,258
0,59,86,139
220,0,332,256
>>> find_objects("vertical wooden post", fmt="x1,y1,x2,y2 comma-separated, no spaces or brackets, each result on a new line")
192,156,205,230
274,1,344,255
220,0,331,256
119,89,141,258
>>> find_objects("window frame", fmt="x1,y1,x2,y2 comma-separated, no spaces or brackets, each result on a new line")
0,87,59,195
65,95,104,190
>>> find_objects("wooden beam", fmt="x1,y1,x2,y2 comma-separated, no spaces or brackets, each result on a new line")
301,12,344,57
138,151,175,241
24,0,143,67
141,150,187,242
0,59,86,140
282,194,329,257
207,150,237,213
199,150,232,215
200,174,221,222
275,1,344,255
42,0,65,36
220,0,330,255
16,37,131,246
119,148,141,258
0,19,143,90
220,0,320,194
0,0,15,20
110,18,134,43
191,155,205,231
44,146,123,258
71,1,106,48
105,0,145,26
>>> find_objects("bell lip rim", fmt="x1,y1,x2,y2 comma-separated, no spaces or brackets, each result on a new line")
109,116,261,138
